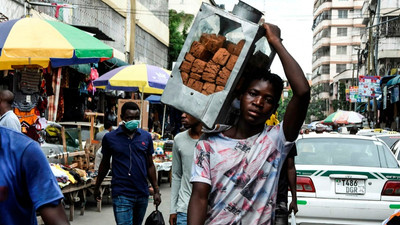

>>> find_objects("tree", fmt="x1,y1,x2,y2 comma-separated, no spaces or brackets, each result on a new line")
277,89,292,122
168,10,194,70
332,82,350,111
305,86,326,123
306,99,326,123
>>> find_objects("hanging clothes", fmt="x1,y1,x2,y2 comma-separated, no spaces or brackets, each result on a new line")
14,108,38,126
19,68,42,95
48,68,62,121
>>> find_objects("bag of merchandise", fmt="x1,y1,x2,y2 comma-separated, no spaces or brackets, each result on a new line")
90,67,99,80
145,208,165,225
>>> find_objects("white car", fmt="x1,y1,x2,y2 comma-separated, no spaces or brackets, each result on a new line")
390,140,400,164
293,133,400,225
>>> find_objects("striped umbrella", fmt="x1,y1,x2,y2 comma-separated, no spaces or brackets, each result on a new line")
322,110,364,125
93,64,171,94
0,18,113,70
93,64,171,134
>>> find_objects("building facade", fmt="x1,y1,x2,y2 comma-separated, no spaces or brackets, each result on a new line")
361,0,400,76
132,0,169,67
0,0,169,68
360,0,400,129
312,0,366,114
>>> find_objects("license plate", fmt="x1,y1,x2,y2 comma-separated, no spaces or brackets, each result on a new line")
335,179,366,194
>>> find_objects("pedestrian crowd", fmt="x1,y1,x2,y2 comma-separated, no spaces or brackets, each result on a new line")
0,23,309,225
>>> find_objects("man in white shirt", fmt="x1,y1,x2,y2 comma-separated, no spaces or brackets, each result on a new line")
169,113,203,225
0,90,21,132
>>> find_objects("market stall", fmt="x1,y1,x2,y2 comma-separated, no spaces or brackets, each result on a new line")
153,140,173,186
46,125,105,221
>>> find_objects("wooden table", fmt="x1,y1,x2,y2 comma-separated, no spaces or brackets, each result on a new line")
61,181,93,221
154,161,172,186
86,176,112,212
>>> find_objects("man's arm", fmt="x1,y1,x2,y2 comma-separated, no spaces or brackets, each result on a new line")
188,182,211,225
287,156,298,214
263,23,311,142
94,152,111,201
169,142,182,225
39,202,70,225
94,136,111,201
147,154,161,206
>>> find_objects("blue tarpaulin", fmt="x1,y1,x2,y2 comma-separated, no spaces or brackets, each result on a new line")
145,95,161,104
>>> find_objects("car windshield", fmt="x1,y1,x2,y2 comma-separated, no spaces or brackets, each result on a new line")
376,135,400,149
296,138,399,168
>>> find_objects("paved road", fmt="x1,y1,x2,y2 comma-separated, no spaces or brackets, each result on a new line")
66,178,172,225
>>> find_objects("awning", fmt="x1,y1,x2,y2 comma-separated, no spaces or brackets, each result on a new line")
380,75,396,86
72,25,114,41
104,57,129,67
387,75,400,86
145,95,161,104
69,58,129,75
69,64,91,75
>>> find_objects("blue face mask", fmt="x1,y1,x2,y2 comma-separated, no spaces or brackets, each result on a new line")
124,120,140,131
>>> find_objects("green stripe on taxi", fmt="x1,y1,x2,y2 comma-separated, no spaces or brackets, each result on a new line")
319,171,377,179
381,173,400,180
297,200,307,205
297,170,317,176
390,204,400,209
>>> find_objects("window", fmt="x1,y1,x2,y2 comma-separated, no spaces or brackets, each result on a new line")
353,9,361,17
296,138,386,167
337,28,347,36
321,65,330,74
336,64,346,73
312,10,332,30
338,10,348,18
381,16,400,37
337,46,347,55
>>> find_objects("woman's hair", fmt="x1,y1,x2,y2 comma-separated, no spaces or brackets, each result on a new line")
121,102,140,117
240,67,284,105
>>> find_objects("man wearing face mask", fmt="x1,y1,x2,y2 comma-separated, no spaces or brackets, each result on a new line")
94,102,161,225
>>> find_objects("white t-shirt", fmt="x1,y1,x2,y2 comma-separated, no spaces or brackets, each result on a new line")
0,110,21,132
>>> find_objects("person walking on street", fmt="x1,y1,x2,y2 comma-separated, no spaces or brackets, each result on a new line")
0,90,21,132
169,113,203,225
94,102,161,225
95,120,113,141
0,126,69,225
275,144,298,225
188,23,310,225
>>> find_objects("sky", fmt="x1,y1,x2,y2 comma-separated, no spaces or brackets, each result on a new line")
214,0,314,79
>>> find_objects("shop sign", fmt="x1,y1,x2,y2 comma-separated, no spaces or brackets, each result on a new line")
359,76,381,97
348,86,367,103
349,86,357,102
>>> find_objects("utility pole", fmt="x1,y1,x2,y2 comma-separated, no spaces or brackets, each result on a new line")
374,0,381,128
366,4,376,128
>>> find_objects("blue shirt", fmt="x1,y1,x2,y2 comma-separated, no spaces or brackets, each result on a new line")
102,126,154,198
0,127,63,225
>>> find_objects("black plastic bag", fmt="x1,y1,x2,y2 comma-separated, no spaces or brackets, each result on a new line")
145,209,165,225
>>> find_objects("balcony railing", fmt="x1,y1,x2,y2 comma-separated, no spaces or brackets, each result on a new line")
380,17,400,37
314,0,332,13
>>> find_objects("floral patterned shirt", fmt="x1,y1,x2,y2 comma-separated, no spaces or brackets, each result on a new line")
191,123,293,225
